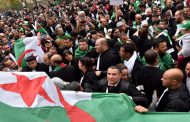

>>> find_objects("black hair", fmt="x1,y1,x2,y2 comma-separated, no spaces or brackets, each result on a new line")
153,37,167,48
62,49,73,57
144,49,158,65
26,55,36,62
79,56,93,70
78,38,88,43
122,43,135,55
66,81,82,91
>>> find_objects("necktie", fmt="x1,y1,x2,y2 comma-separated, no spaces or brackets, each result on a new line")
96,54,101,71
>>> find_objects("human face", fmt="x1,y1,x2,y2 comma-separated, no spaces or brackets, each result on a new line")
79,41,88,51
119,47,128,60
96,33,105,39
184,8,190,18
157,42,167,54
95,40,103,53
64,39,72,48
161,71,173,88
64,53,73,62
100,18,107,26
45,42,52,48
121,69,128,81
78,61,84,70
185,63,190,77
121,35,128,43
113,29,120,38
135,15,142,24
5,60,16,69
3,45,11,52
146,9,152,16
49,49,57,55
157,9,161,16
166,0,172,8
107,68,122,85
27,60,37,70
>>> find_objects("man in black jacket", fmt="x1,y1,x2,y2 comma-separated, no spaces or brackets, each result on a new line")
95,66,148,107
135,49,165,106
22,55,49,75
119,42,143,86
49,54,80,82
95,38,121,71
135,68,190,112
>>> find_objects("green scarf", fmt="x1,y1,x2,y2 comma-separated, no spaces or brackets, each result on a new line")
75,46,94,58
117,38,124,47
53,63,66,71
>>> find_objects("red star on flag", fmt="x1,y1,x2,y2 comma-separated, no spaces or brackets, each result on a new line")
0,73,55,107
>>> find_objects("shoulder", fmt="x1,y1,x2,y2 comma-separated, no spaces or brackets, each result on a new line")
98,78,108,86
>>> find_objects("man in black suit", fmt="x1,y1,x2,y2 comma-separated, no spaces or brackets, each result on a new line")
49,54,80,82
22,55,49,75
135,49,165,106
119,42,143,86
95,66,148,107
45,19,56,39
95,38,121,71
135,68,190,112
98,18,111,36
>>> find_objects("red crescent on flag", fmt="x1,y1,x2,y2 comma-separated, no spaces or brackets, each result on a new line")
18,49,35,67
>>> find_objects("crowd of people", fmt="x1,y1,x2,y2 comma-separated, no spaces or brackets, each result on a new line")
0,0,190,112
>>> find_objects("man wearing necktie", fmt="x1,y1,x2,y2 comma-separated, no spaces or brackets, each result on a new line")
95,66,148,107
135,68,190,112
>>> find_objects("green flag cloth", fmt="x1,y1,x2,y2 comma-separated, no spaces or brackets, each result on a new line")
35,21,48,35
14,36,44,67
134,0,140,12
0,72,190,122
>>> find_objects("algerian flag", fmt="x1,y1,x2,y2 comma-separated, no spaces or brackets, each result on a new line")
1,72,190,122
14,36,44,67
134,0,140,12
163,30,173,45
34,21,48,35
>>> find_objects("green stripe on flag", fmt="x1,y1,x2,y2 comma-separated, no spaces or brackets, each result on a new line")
0,102,44,122
14,39,27,67
1,93,190,122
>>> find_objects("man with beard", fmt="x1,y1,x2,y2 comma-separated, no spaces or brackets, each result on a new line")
142,37,174,72
3,58,18,72
184,7,190,21
162,0,177,16
174,10,184,39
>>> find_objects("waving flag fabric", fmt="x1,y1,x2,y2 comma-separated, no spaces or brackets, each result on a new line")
0,72,190,122
14,36,44,67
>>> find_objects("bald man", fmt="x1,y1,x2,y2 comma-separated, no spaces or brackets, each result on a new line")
49,54,80,82
135,68,190,112
95,38,121,71
133,14,142,30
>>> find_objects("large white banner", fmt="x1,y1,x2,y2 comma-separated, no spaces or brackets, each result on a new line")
110,0,123,5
